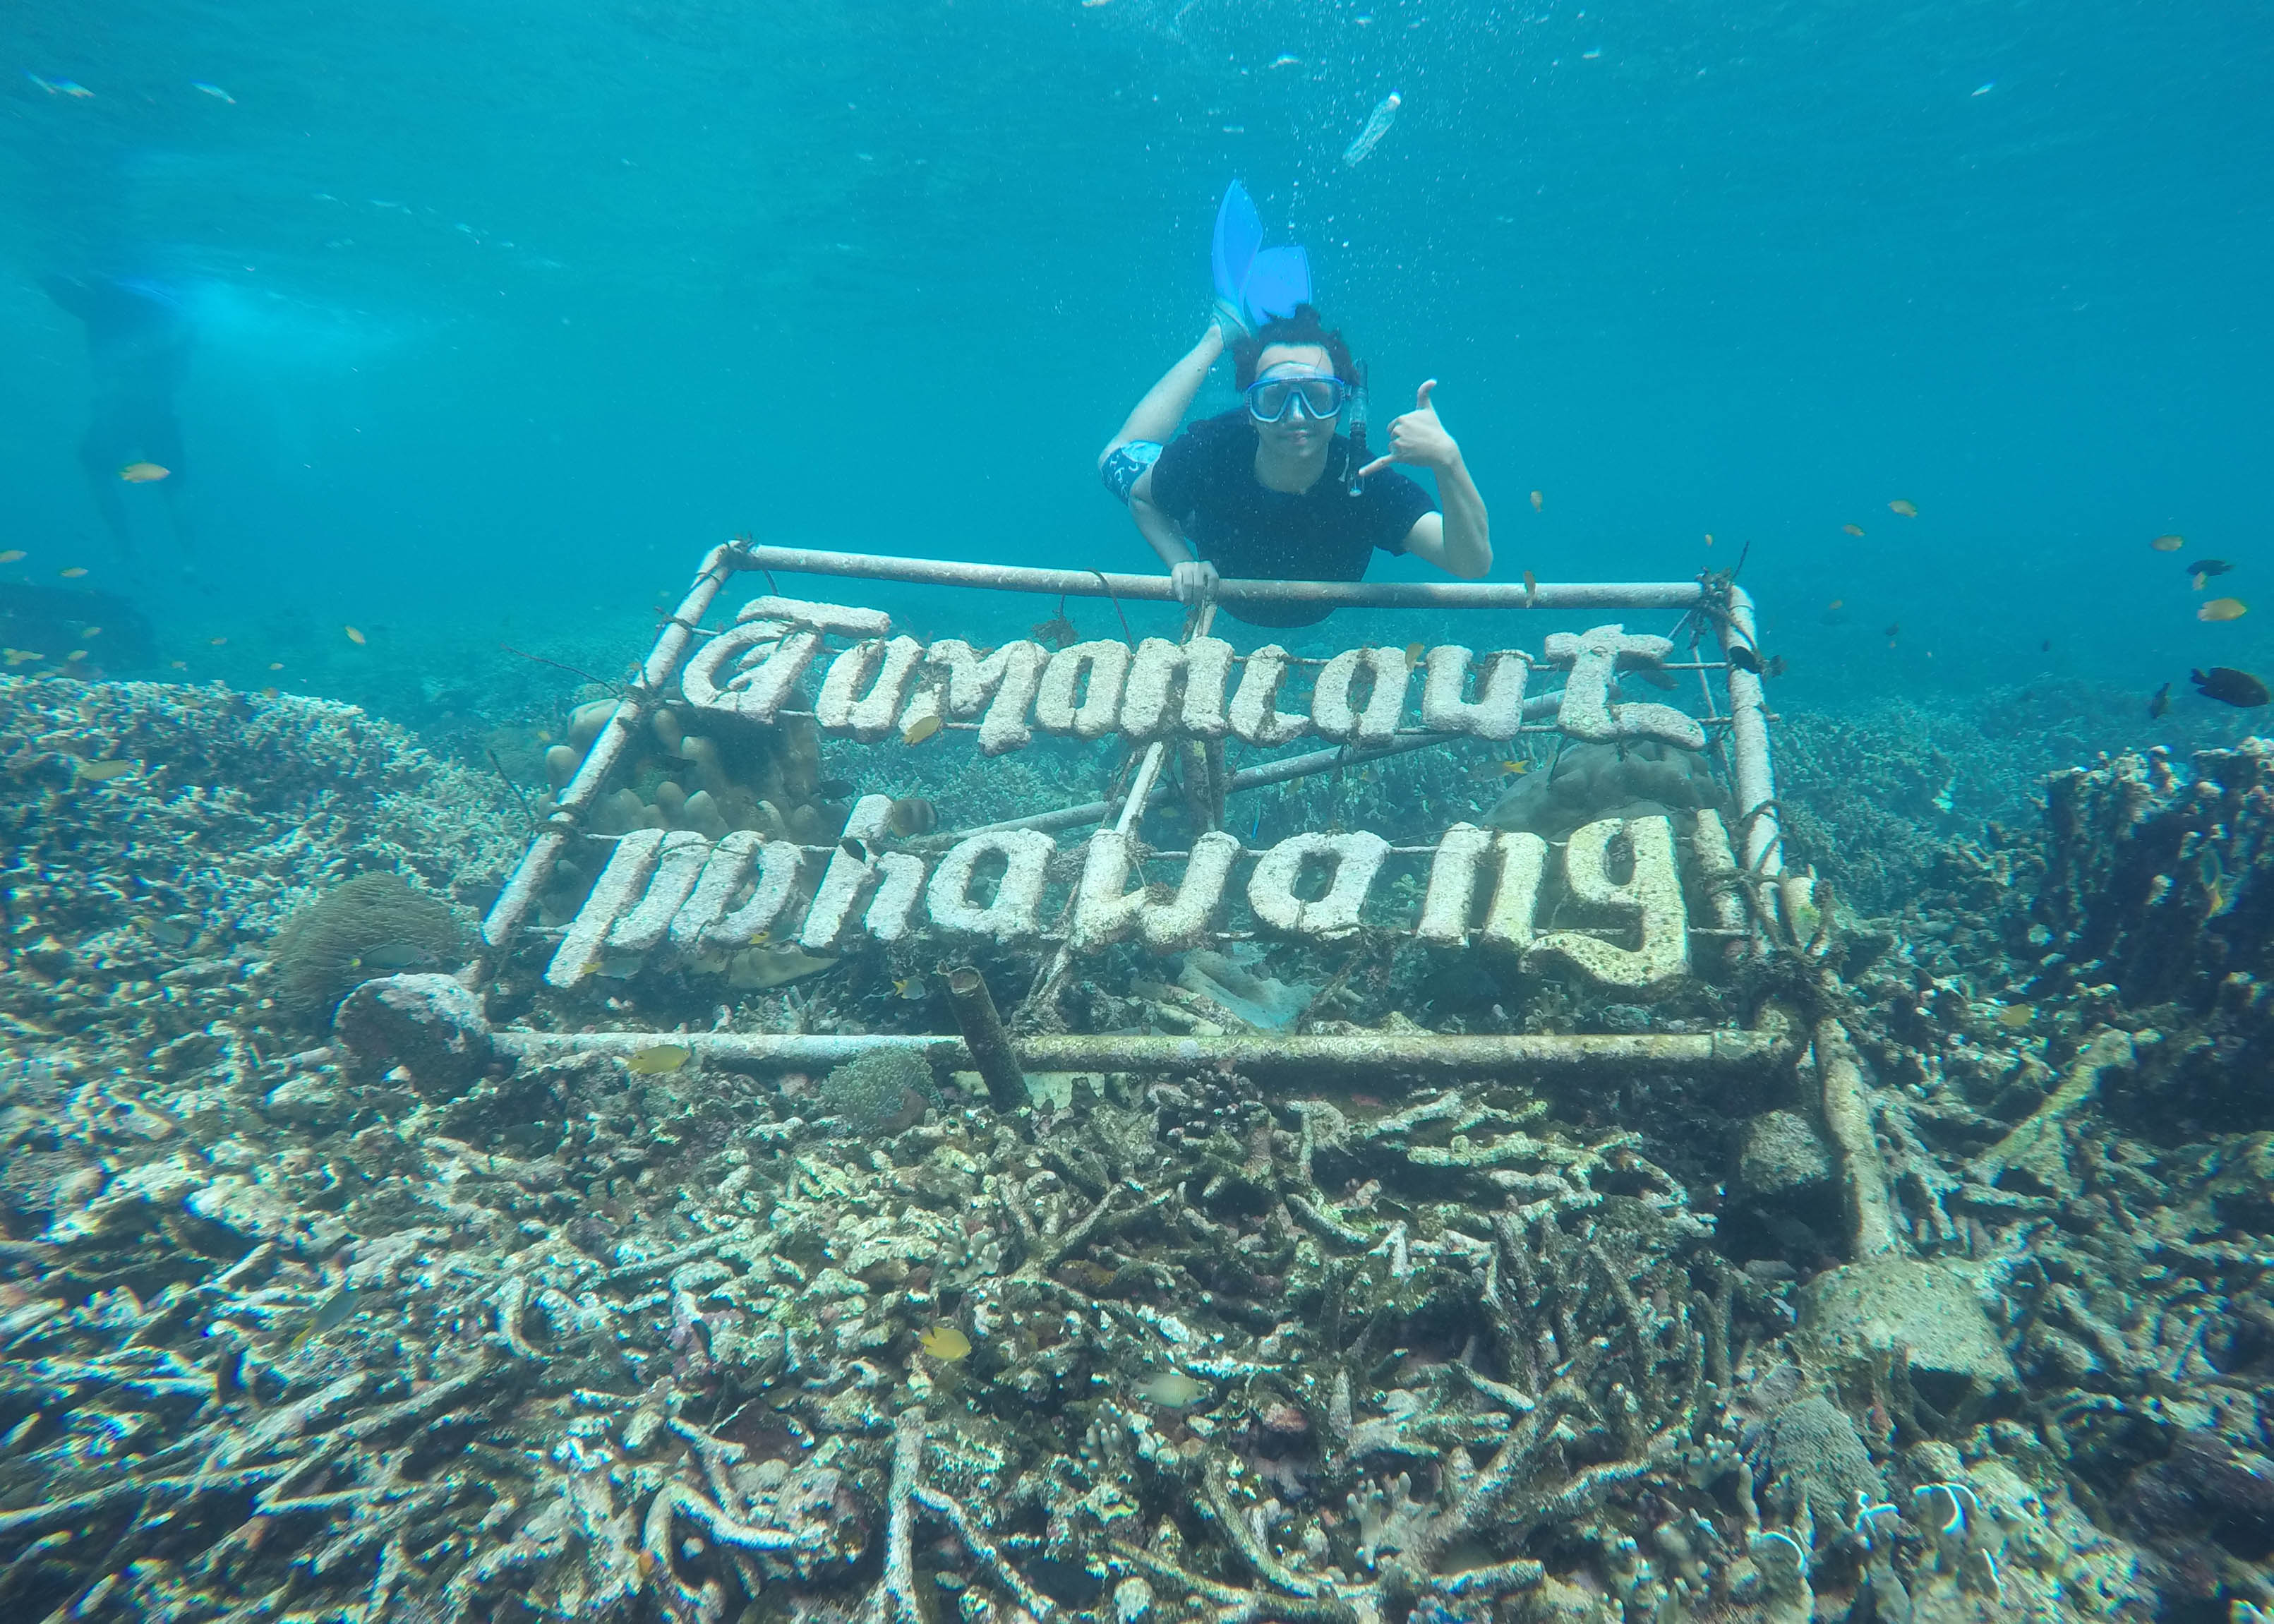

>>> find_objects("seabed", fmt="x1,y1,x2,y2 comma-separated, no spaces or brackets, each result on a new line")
1,543,2269,1624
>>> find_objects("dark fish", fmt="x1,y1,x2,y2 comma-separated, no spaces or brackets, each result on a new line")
886,797,937,837
2191,667,2270,708
2040,639,2052,653
1882,622,1900,639
815,778,856,799
840,837,869,861
1762,654,1788,678
1628,664,1678,690
1726,645,1764,675
2148,682,2171,719
2187,558,2232,577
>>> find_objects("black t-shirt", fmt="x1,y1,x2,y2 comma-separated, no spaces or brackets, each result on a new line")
1148,409,1437,627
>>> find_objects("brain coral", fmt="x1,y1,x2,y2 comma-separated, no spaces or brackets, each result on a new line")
268,872,467,1021
816,1047,941,1133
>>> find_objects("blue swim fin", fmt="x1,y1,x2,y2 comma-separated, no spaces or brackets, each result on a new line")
1213,181,1263,309
1239,244,1313,327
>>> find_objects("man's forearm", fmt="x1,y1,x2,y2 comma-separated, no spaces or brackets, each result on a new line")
1131,495,1196,570
1435,455,1491,577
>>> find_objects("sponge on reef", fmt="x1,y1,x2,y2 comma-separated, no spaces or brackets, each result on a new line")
1485,739,1726,840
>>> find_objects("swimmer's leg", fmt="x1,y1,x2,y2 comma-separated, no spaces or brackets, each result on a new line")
1097,324,1226,496
76,419,136,556
134,408,197,555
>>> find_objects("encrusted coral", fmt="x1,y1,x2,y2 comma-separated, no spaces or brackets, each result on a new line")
531,694,846,925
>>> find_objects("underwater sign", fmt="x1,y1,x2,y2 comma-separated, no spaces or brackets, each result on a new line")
530,588,1773,994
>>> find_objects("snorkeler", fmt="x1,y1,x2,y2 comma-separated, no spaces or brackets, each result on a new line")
1097,186,1489,629
40,270,197,558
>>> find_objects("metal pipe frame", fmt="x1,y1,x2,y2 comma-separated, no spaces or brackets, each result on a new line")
478,538,1785,972
735,541,1704,612
945,695,1562,841
1717,585,1784,888
481,543,740,951
490,1023,1796,1079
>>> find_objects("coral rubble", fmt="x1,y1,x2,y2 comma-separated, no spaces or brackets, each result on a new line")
6,669,2274,1624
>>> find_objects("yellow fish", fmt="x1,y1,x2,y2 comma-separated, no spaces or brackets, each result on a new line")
1841,524,1865,537
268,661,284,670
344,625,367,645
1703,532,1714,546
625,1043,692,1074
1404,641,1426,669
1475,758,1529,779
1522,570,1538,596
75,759,136,781
1138,1371,1208,1408
901,714,942,745
1995,1004,2033,1029
65,649,88,662
919,1325,971,1360
1887,499,1918,517
2198,598,2249,622
80,627,101,639
2192,572,2208,591
1827,598,1845,611
59,567,88,579
894,976,927,1000
0,551,23,563
1529,490,1544,512
209,636,227,646
119,462,170,483
169,660,187,670
2150,534,2184,552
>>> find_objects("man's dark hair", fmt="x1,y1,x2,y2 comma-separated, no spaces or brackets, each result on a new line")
1234,303,1356,390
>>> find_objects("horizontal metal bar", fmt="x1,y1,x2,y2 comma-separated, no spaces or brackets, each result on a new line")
945,730,1463,839
733,542,1705,613
491,1024,1795,1078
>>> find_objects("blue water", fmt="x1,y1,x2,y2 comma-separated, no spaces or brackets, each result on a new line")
3,0,2268,711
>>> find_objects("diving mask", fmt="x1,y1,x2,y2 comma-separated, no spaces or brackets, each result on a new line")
1244,373,1351,423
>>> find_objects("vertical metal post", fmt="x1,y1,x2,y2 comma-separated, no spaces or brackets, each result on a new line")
946,967,1027,1111
1018,601,1218,1019
1719,585,1783,934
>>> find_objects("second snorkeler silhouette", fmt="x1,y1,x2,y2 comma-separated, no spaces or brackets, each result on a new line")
41,270,198,560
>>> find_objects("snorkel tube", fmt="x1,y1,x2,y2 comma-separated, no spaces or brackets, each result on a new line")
1344,361,1371,496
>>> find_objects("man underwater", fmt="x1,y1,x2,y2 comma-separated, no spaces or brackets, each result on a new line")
40,269,198,559
1098,186,1489,628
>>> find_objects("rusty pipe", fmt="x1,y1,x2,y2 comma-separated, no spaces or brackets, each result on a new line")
945,967,1028,1112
